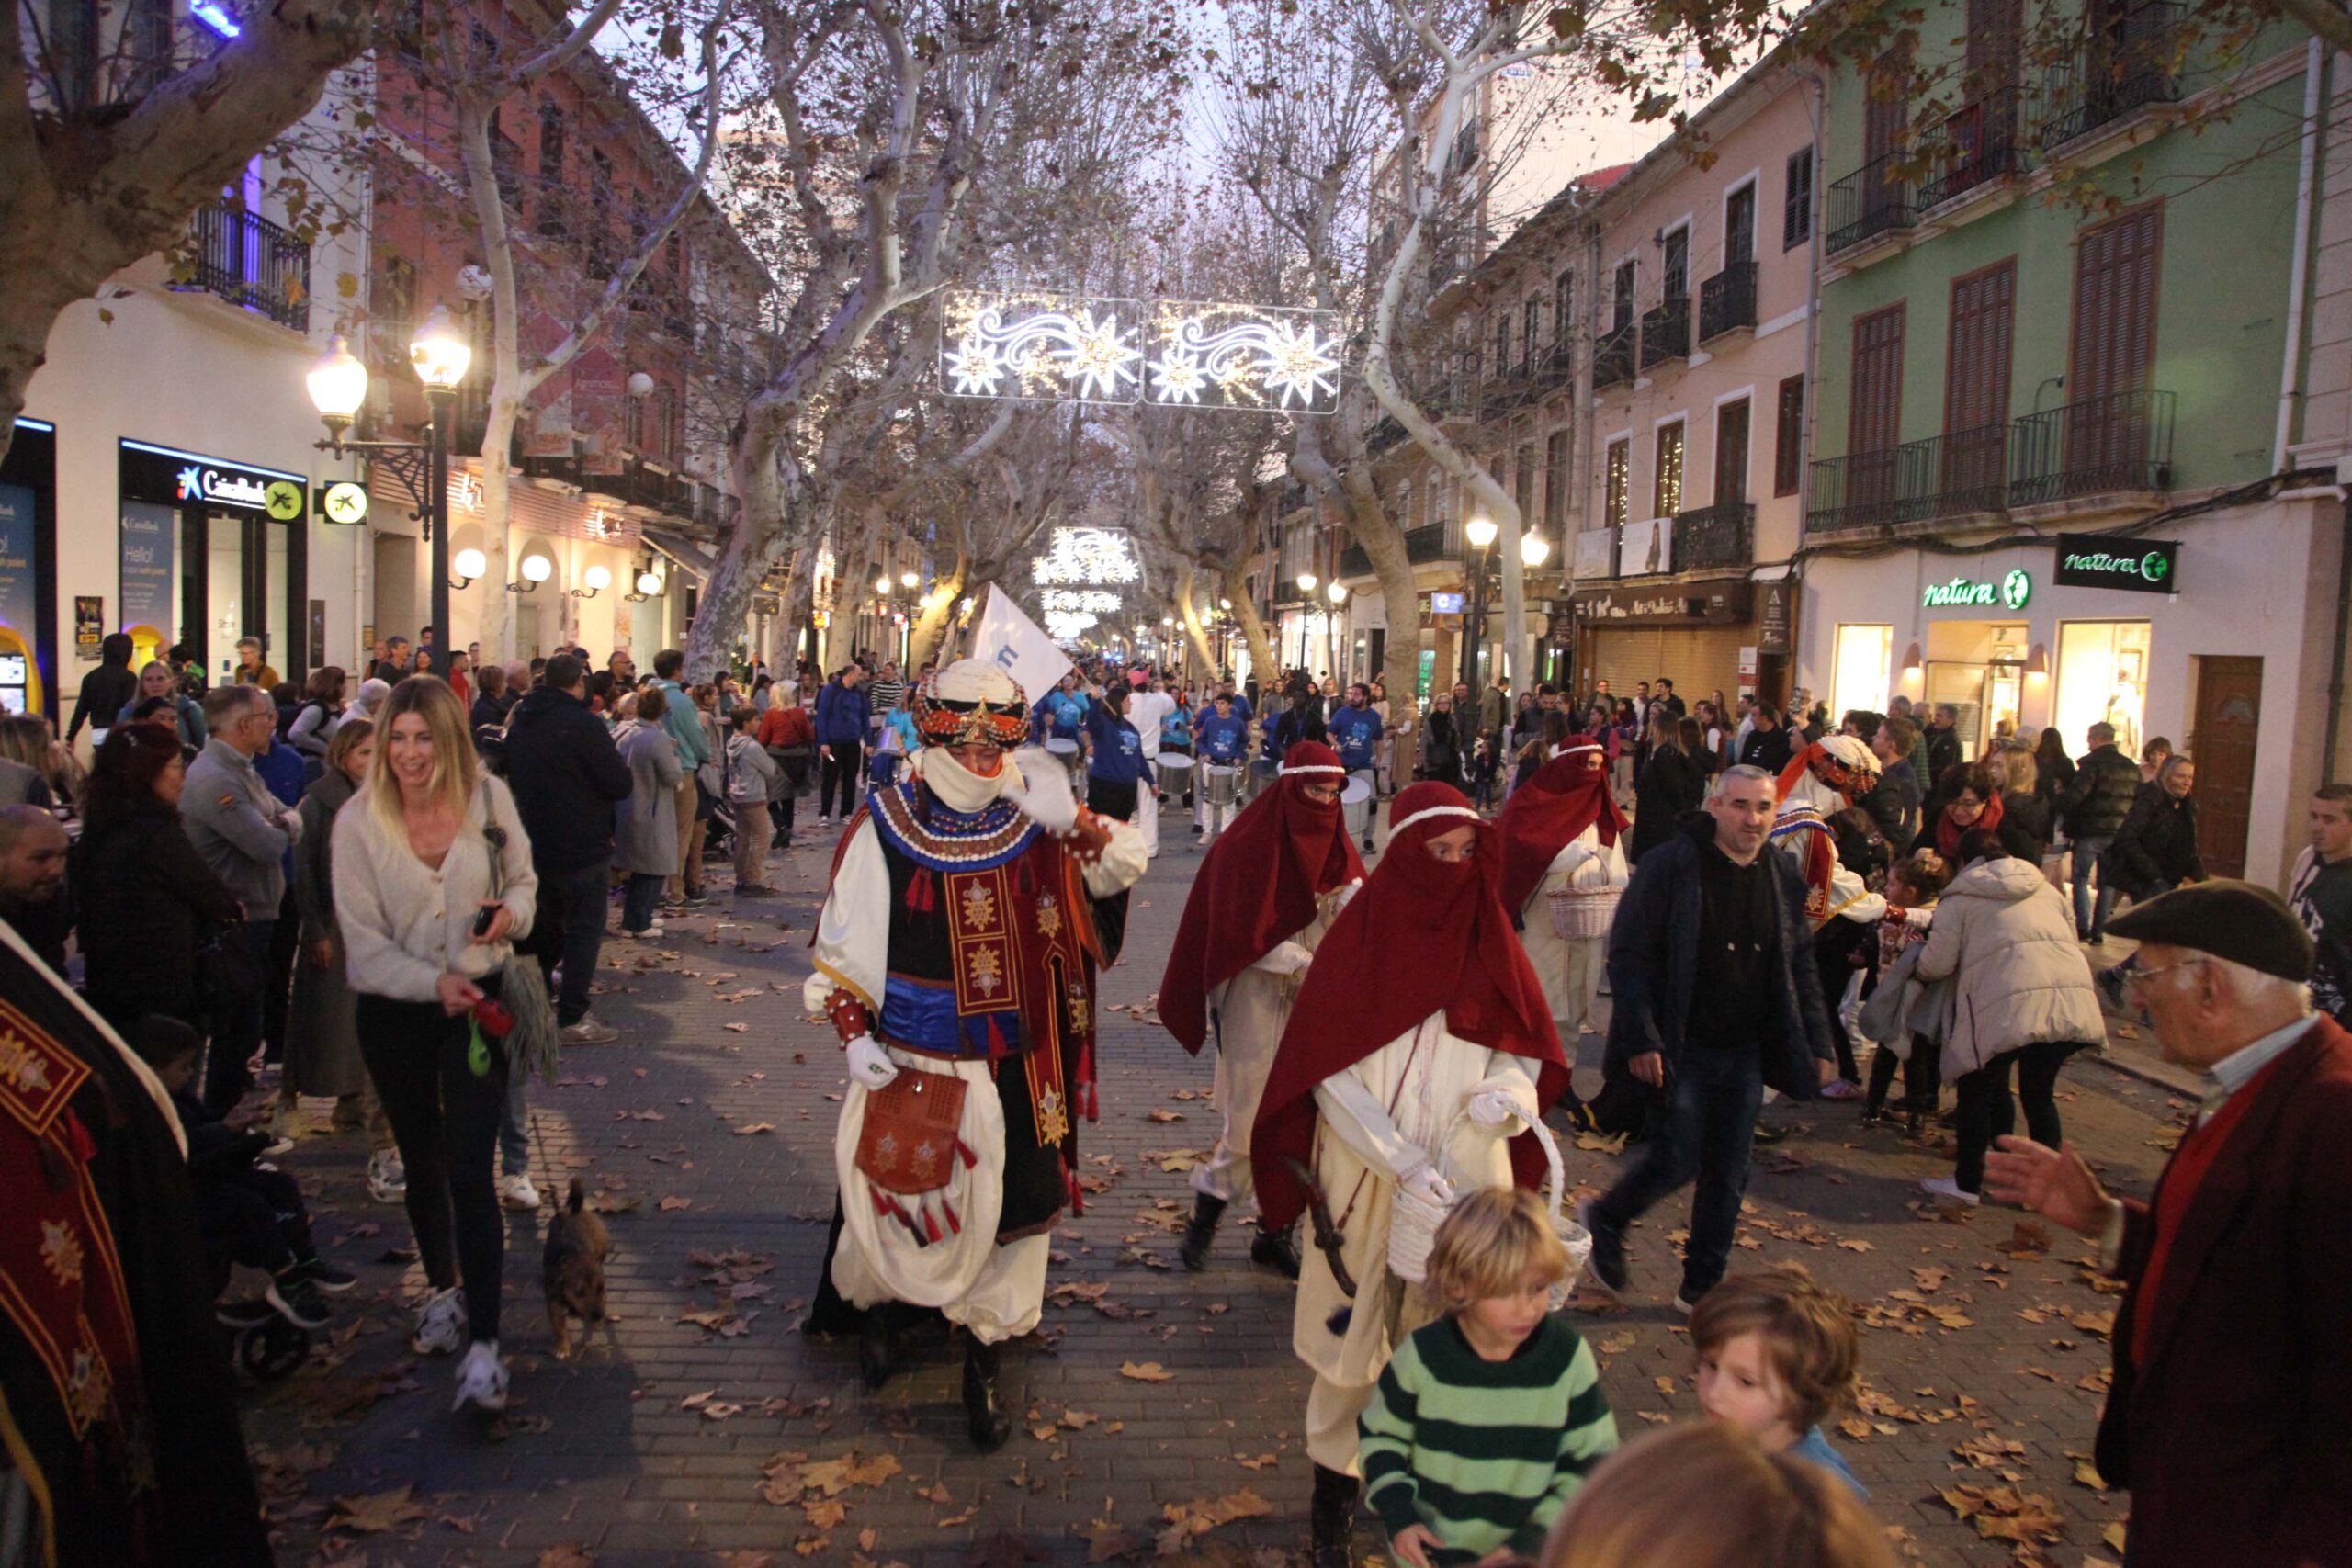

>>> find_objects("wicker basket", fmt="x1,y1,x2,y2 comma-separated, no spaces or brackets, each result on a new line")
1546,886,1622,941
1385,1115,1592,1304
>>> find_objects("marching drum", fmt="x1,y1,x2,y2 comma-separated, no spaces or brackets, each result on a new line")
1341,773,1374,838
1045,736,1083,791
1247,758,1279,799
1155,752,1195,797
1203,764,1240,807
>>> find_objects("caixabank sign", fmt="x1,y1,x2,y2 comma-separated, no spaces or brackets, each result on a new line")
2053,535,2179,595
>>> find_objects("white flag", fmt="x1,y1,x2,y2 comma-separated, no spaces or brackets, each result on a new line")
970,584,1072,705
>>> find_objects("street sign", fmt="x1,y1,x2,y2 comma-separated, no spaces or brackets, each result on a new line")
321,481,370,525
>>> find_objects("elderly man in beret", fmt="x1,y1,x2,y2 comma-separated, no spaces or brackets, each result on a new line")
1987,880,2352,1568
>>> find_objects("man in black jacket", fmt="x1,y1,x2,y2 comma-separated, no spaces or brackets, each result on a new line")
1924,703,1964,784
504,654,633,1044
1579,764,1838,1311
2060,722,2145,942
65,631,139,745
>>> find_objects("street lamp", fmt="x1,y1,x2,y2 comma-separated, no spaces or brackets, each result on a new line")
307,309,473,661
900,570,919,589
451,547,487,589
510,553,552,594
626,568,665,603
571,563,611,600
1521,531,1550,567
1463,513,1498,693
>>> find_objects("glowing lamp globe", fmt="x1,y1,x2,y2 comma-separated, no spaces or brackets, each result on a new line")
307,335,368,422
584,564,612,592
1521,532,1550,567
636,570,665,596
521,555,553,584
1464,514,1498,550
452,547,488,581
410,306,473,389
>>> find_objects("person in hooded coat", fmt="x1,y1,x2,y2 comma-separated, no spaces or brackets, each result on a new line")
1162,741,1364,1277
1499,738,1631,1050
1252,782,1571,1568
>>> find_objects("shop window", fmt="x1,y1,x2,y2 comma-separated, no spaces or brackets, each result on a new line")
2054,620,2151,759
1653,422,1684,519
1605,438,1630,529
1832,624,1893,721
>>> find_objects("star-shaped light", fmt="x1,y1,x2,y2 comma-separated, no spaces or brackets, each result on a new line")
944,334,1005,397
1259,316,1341,408
1057,310,1142,400
1148,344,1208,405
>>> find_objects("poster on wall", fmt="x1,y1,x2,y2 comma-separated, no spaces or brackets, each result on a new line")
0,483,36,640
119,500,175,637
74,596,103,661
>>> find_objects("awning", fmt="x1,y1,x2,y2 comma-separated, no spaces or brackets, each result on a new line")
642,524,717,582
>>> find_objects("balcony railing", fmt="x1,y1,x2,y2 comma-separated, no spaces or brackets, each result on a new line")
1593,322,1636,389
1907,423,2011,520
1697,262,1758,343
1483,338,1577,416
1917,87,2027,209
1826,152,1914,256
2038,1,2183,150
1638,298,1690,370
1807,446,1916,533
180,202,311,332
1672,502,1756,572
1338,519,1463,578
2007,389,2176,508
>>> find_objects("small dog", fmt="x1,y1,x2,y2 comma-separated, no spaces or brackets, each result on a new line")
543,1177,610,1359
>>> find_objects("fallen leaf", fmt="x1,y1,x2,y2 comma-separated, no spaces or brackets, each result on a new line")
804,1498,848,1531
660,1195,694,1212
1073,1518,1138,1563
1118,1360,1174,1382
2071,1454,2110,1492
1234,1453,1277,1471
734,1122,777,1135
537,1548,596,1568
328,1485,429,1535
1837,1238,1874,1254
1148,1110,1186,1123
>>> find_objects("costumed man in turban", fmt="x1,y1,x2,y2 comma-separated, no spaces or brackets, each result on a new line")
1499,736,1631,1049
1162,741,1364,1277
801,660,1147,1450
1771,735,1889,1097
0,924,272,1565
1251,782,1572,1568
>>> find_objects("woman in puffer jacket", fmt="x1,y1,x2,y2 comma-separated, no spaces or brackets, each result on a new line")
1911,828,2105,1204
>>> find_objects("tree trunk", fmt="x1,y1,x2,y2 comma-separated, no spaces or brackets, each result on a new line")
905,548,968,672
1292,414,1419,704
1172,560,1220,676
1221,560,1277,685
686,406,794,682
457,95,526,660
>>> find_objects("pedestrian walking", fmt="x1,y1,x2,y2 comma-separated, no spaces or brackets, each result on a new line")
1630,717,1709,862
1125,675,1175,858
1418,690,1464,792
1164,740,1362,1276
613,687,683,939
1250,780,1571,1566
2058,721,2143,942
1985,881,2352,1568
181,683,301,1114
813,662,869,829
504,651,635,1062
756,680,817,844
66,631,141,747
2289,783,2352,1027
1911,829,2103,1203
2103,753,2203,910
1581,766,1838,1312
723,706,780,894
332,676,538,1414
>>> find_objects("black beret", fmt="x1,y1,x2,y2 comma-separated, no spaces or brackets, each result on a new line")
2107,879,2314,983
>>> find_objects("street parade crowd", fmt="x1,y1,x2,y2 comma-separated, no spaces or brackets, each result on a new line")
1,631,2349,1566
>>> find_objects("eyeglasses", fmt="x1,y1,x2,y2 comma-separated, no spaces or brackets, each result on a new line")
2122,956,2207,1000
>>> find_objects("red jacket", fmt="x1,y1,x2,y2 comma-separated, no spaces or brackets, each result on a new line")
757,705,813,750
2097,1013,2352,1566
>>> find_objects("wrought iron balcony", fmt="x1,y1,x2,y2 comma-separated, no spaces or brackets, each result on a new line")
1904,423,2010,521
1638,298,1690,370
1697,262,1758,344
2007,389,2176,509
1825,152,1914,256
1337,519,1463,578
1918,87,2027,209
1672,502,1755,572
1806,446,1916,534
1592,323,1636,389
179,202,311,332
2037,2,2183,150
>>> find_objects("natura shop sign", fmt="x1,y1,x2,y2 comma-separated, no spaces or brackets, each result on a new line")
2053,536,2178,595
1922,569,2031,612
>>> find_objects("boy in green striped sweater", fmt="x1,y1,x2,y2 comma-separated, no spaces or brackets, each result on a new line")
1359,1188,1619,1566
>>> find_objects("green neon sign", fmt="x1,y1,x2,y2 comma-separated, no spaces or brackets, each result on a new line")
1922,570,2031,611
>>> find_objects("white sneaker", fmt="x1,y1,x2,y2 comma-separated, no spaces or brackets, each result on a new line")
1920,1175,1982,1206
412,1286,467,1356
620,922,665,940
366,1148,407,1204
452,1339,508,1413
560,1016,619,1045
499,1172,542,1211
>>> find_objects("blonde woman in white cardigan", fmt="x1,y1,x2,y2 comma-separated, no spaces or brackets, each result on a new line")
332,676,537,1414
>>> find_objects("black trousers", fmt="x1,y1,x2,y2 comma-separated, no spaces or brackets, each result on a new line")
527,860,609,1027
1864,1037,1941,1116
262,886,300,1062
1952,1040,2084,1193
1814,918,1873,1082
820,746,863,818
356,987,509,1342
195,1164,312,1278
1085,777,1139,964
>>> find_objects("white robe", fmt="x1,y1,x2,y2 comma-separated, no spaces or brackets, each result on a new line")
803,808,1147,1342
1290,1015,1541,1471
1517,828,1630,1043
1192,885,1354,1210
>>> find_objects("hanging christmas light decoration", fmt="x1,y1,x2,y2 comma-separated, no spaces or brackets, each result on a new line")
1042,588,1124,614
1032,526,1141,586
943,291,1341,413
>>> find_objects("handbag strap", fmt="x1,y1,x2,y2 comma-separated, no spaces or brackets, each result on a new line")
479,781,508,904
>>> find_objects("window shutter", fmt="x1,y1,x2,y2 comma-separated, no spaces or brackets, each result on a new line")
1848,304,1906,513
1774,376,1806,497
1715,400,1752,507
1784,151,1814,249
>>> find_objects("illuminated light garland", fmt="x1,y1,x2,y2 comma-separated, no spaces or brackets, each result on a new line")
1032,527,1141,587
1042,589,1123,614
942,290,1341,413
1044,610,1101,641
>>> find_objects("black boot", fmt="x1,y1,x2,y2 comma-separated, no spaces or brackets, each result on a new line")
1310,1462,1358,1568
858,1302,896,1391
1249,1223,1302,1280
963,1337,1011,1452
1178,1192,1227,1272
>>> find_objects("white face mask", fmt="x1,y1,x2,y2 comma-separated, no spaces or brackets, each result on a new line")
910,744,1007,814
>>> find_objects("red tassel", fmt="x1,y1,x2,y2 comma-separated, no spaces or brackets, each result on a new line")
923,1206,943,1244
870,1187,892,1217
905,867,936,912
1080,1079,1099,1122
985,1016,1007,1058
1066,1168,1087,1216
942,1197,961,1235
953,1137,977,1169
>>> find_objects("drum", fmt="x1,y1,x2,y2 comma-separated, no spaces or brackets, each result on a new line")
1341,773,1374,837
1155,753,1195,795
1046,736,1083,790
1204,764,1240,807
1246,758,1279,799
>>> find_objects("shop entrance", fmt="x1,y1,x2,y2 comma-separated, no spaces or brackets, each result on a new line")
1923,619,2030,759
188,509,308,685
2191,655,2260,880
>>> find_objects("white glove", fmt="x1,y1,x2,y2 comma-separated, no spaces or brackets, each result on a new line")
1330,879,1362,915
846,1034,899,1090
1397,1159,1455,1209
1466,1089,1526,1129
1252,940,1314,976
1004,748,1080,832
